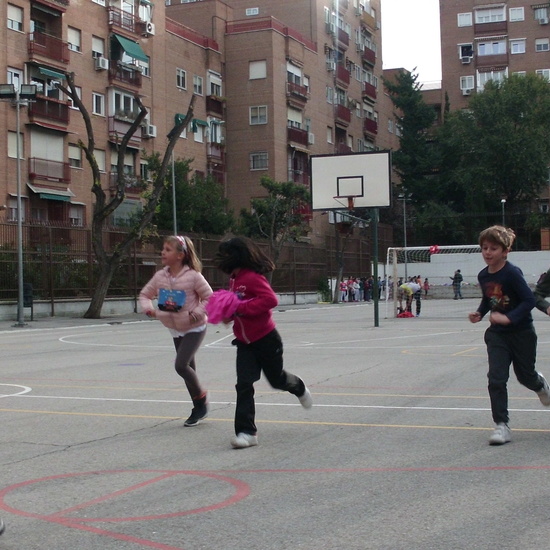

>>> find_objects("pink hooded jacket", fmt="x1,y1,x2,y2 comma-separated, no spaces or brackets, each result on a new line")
139,265,213,333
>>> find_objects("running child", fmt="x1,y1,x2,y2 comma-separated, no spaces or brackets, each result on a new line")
468,226,550,445
139,235,213,427
214,236,312,449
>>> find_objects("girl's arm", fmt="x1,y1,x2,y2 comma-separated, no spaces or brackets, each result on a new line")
139,272,161,316
234,274,278,317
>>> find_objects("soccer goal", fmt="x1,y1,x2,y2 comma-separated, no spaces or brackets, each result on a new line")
384,244,482,318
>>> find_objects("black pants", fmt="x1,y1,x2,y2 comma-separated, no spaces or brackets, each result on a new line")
485,326,542,424
233,329,304,435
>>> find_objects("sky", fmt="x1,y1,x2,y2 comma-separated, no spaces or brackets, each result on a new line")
381,0,442,83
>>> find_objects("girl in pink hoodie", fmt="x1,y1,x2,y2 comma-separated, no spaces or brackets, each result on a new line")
140,235,213,427
214,237,312,449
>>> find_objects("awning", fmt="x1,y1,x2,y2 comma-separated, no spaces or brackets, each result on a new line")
192,119,208,132
26,121,74,133
27,183,75,202
39,67,66,80
114,34,148,62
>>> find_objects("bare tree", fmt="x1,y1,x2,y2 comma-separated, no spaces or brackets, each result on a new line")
58,73,196,318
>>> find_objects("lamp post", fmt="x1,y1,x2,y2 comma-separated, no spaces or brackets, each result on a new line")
501,198,506,226
398,193,411,280
0,83,37,326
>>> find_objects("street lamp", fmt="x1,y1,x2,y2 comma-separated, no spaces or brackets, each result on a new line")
501,198,506,226
0,83,37,326
398,193,411,279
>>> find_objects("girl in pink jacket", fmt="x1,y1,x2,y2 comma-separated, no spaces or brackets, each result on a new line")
139,235,213,427
214,236,312,449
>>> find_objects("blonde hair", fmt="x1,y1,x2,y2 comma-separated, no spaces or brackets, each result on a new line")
164,235,203,272
478,225,516,251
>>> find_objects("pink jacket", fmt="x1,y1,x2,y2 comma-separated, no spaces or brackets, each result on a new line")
139,265,213,332
229,268,277,344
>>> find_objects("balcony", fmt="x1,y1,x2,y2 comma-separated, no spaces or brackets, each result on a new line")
206,95,225,117
337,28,349,49
287,126,309,147
335,104,351,126
207,143,225,163
28,95,70,125
286,82,309,103
362,46,376,66
476,53,509,69
361,10,377,31
289,170,309,186
108,116,142,147
109,172,146,196
28,32,70,64
336,64,350,86
474,20,507,35
29,158,70,184
336,143,353,154
108,7,141,34
109,63,142,87
208,165,225,185
362,82,377,101
363,117,378,137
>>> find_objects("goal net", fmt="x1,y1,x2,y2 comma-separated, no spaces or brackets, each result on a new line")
384,245,482,318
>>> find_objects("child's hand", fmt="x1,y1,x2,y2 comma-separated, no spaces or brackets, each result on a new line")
222,317,233,325
468,311,481,323
489,311,510,325
546,305,550,316
146,309,156,318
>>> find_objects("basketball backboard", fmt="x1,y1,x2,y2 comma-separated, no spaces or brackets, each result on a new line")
310,151,391,211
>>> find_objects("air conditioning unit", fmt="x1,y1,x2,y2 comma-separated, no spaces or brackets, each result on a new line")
141,21,155,35
326,22,336,35
356,41,364,52
142,124,157,138
462,88,472,96
539,17,549,24
308,132,315,145
326,59,336,71
95,56,109,71
461,56,472,64
355,8,362,16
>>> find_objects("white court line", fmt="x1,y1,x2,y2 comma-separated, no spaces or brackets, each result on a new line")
0,384,32,397
8,393,550,414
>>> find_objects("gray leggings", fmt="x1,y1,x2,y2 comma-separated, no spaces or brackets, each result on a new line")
173,330,207,399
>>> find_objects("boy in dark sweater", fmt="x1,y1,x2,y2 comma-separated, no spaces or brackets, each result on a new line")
469,226,550,445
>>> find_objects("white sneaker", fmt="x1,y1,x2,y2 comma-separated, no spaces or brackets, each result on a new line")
489,423,511,445
230,433,258,449
0,518,5,536
537,373,550,407
298,387,313,409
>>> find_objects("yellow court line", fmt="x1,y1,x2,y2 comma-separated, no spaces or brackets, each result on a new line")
2,408,550,433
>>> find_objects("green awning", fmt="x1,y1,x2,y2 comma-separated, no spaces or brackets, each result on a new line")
39,67,66,80
39,193,71,202
114,34,148,63
192,118,208,132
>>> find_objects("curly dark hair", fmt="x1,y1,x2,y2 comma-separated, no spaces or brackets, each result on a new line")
215,237,275,275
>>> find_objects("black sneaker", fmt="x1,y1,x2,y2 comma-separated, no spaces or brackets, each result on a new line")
184,402,208,427
0,518,5,536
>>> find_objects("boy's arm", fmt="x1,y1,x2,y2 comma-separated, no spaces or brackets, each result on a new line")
534,268,550,315
505,267,536,325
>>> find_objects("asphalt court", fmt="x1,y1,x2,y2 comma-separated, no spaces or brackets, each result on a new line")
2,299,550,549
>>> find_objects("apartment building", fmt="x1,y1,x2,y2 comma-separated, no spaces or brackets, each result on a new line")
440,0,550,110
1,0,222,227
2,0,394,248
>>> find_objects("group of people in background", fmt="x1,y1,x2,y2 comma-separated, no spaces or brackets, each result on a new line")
339,276,393,303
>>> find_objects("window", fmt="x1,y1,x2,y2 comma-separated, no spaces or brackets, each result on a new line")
7,4,23,31
536,69,550,81
510,39,525,54
534,7,549,21
69,205,84,227
7,67,23,90
536,38,550,52
326,86,334,104
176,68,186,89
67,27,81,53
92,0,106,5
249,60,267,79
327,126,333,144
250,152,268,170
92,36,105,58
95,149,106,172
509,7,524,22
475,7,505,23
250,105,267,125
477,68,507,90
193,75,203,95
287,107,302,129
92,92,105,115
513,71,527,77
67,86,82,109
113,90,138,118
477,40,506,56
388,120,394,133
460,75,475,90
459,44,474,58
457,12,472,27
8,131,23,159
208,118,223,144
208,71,222,96
68,144,82,168
194,124,204,143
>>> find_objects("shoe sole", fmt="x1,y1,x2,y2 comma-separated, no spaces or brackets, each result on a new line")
184,414,208,427
489,439,511,445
